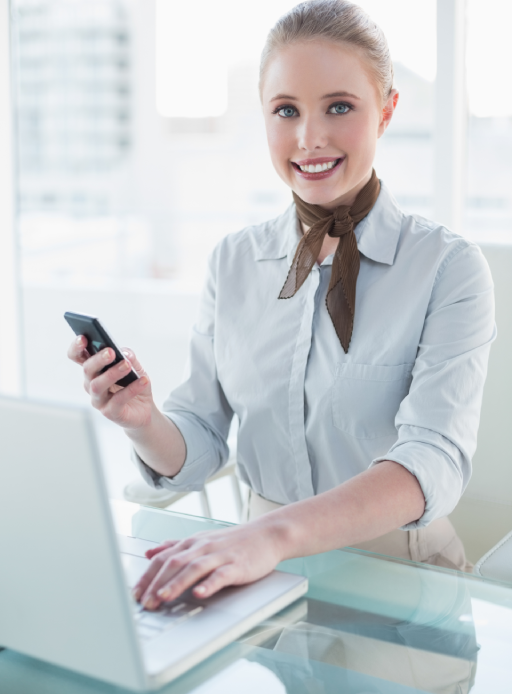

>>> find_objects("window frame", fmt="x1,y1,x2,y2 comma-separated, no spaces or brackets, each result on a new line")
0,0,23,395
434,0,467,234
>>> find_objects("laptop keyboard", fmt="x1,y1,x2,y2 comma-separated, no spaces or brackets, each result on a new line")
133,600,204,641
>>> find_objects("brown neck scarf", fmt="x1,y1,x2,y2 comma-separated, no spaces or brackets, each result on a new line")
278,169,381,353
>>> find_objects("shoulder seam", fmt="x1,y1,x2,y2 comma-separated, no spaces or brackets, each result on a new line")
432,239,475,291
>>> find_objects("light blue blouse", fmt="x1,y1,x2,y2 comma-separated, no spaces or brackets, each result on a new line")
136,182,496,529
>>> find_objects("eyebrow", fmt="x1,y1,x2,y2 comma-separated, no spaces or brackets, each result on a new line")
269,90,361,102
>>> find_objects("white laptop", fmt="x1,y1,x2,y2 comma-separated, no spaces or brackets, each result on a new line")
0,396,307,691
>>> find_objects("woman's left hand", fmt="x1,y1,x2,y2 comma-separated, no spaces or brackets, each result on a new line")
132,519,287,610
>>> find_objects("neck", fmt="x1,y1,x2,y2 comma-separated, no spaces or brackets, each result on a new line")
316,168,373,213
300,169,373,265
317,235,339,265
300,221,339,265
299,168,373,236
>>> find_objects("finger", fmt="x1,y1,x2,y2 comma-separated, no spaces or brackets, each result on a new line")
141,547,206,609
145,540,179,559
67,336,90,364
120,348,145,376
192,564,237,599
155,555,221,603
109,351,146,393
132,553,167,604
132,540,189,603
89,357,135,401
88,363,132,411
83,348,116,381
101,374,150,416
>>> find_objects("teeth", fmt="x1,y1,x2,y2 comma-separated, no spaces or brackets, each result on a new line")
299,159,338,173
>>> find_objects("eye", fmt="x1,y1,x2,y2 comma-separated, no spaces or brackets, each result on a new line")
275,105,298,118
328,102,351,115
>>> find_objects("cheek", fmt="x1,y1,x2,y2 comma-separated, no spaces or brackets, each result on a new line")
342,118,375,153
338,117,379,171
265,121,291,169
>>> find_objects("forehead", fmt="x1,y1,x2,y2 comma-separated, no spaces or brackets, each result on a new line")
262,40,379,102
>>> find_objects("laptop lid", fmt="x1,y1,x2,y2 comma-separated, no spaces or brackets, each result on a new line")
0,397,146,691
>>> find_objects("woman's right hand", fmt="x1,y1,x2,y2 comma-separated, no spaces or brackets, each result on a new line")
67,336,154,430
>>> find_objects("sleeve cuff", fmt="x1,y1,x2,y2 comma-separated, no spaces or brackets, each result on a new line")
131,412,217,493
370,438,464,530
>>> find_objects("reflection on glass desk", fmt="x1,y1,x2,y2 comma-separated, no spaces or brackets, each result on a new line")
1,500,512,694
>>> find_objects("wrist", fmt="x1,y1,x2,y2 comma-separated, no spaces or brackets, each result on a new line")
254,511,298,564
123,401,160,439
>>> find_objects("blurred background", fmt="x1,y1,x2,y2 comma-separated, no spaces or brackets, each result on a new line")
12,0,512,292
2,0,512,539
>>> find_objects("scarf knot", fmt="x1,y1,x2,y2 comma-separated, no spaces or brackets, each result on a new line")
278,170,381,352
329,208,353,238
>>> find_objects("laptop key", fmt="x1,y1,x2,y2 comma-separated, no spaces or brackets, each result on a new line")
184,606,203,618
138,612,181,629
168,601,189,614
135,602,204,640
137,624,161,641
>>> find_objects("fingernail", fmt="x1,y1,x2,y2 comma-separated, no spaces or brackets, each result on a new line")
119,360,129,371
139,376,148,386
157,588,171,600
143,596,157,610
132,587,142,601
76,336,84,345
103,349,112,361
195,585,206,595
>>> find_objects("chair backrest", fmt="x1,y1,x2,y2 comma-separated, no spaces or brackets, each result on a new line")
469,244,512,503
449,244,512,563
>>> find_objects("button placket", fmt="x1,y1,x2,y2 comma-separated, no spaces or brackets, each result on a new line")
288,269,319,499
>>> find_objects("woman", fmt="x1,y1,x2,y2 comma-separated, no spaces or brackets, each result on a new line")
68,0,495,611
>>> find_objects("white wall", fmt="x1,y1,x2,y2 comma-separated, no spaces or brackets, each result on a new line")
22,281,199,409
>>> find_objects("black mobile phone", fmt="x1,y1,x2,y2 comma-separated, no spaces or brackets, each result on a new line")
64,311,139,388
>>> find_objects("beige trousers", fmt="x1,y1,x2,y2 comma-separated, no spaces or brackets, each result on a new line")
243,489,472,572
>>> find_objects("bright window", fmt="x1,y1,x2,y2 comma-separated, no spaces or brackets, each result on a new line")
464,0,512,241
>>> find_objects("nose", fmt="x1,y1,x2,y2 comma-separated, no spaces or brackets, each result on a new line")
297,114,328,151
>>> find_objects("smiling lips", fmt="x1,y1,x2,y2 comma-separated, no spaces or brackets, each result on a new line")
292,156,344,180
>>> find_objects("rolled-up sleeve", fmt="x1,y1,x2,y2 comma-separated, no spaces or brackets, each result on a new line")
133,244,234,491
371,242,496,528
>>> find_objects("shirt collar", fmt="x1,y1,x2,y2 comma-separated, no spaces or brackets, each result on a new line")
253,180,403,267
252,203,300,263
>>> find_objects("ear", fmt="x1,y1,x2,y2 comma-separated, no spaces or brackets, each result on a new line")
378,89,399,138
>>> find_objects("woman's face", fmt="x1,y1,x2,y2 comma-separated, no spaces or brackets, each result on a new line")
261,41,398,209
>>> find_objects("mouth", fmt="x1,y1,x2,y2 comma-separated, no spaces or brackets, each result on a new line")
291,157,344,179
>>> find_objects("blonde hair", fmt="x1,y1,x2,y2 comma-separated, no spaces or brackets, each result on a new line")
259,0,394,102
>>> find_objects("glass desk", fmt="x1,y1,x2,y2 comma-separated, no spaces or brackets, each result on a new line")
2,501,512,693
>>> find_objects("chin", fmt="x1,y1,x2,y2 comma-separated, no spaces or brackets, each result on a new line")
293,185,344,207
